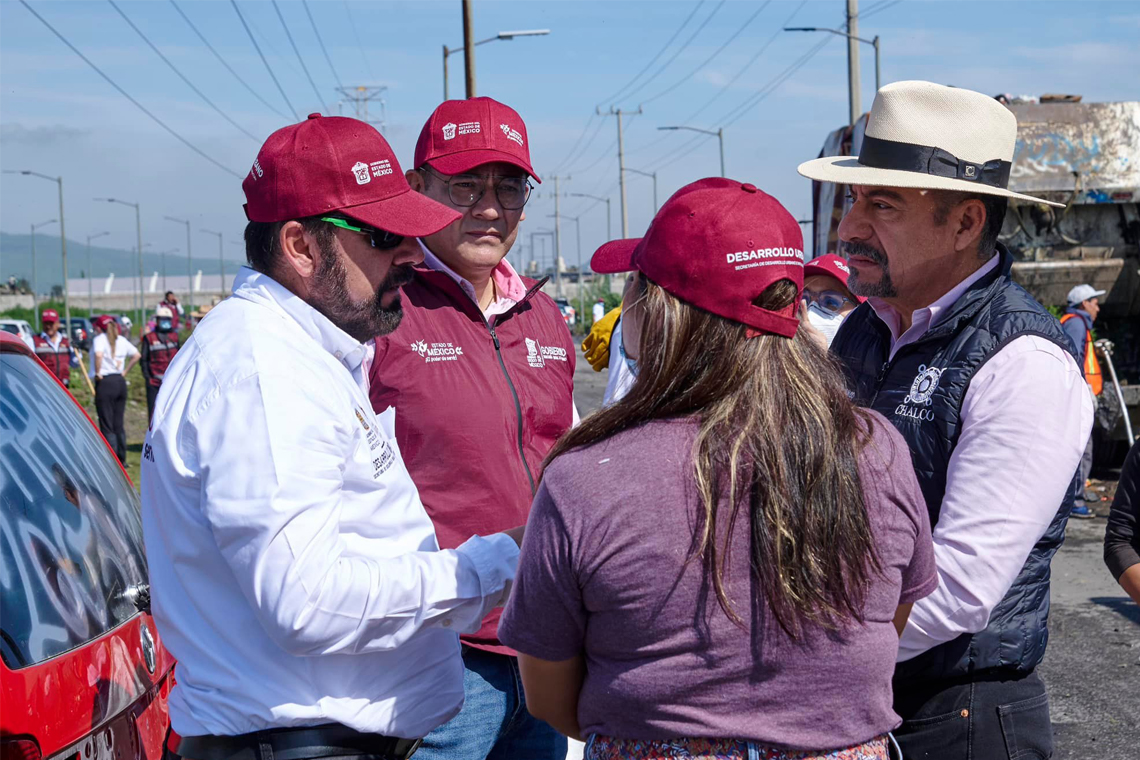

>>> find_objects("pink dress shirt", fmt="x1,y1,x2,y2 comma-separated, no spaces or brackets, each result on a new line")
865,256,1094,661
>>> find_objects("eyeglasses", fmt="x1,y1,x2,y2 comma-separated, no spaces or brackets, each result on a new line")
320,216,404,251
801,289,853,317
421,166,532,210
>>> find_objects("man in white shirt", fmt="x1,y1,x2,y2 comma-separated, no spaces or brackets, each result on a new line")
141,114,523,759
799,82,1092,759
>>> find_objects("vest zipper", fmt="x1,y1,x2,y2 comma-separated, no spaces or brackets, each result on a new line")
488,324,537,494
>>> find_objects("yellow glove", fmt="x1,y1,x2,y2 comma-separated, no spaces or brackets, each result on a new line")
581,307,621,372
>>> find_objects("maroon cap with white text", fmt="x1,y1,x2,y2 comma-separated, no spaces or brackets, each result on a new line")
414,98,541,181
591,178,805,338
242,113,459,236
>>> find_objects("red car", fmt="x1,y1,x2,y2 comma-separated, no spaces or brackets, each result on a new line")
0,331,174,760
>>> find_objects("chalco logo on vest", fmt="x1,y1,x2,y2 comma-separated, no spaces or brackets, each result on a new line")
896,364,944,422
410,340,464,363
525,338,567,368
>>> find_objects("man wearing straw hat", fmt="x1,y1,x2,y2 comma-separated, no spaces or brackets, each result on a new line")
799,81,1093,758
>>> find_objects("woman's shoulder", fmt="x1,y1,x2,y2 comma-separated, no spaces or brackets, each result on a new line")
855,409,911,470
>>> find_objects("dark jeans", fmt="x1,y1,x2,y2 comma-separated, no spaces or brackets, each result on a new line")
893,670,1053,759
146,382,160,424
95,374,128,464
414,646,566,760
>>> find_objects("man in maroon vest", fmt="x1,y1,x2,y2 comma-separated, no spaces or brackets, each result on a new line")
140,305,180,423
33,308,77,387
368,98,576,760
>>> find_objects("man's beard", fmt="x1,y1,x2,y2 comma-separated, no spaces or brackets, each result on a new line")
842,240,898,298
308,245,415,342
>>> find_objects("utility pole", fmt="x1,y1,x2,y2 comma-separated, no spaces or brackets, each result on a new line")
599,106,642,237
30,219,57,331
202,229,225,299
336,86,388,133
86,231,110,313
4,170,72,341
96,198,144,327
165,216,194,321
549,176,569,297
624,167,658,212
847,0,862,126
462,0,476,98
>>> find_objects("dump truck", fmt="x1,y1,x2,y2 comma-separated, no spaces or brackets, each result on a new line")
806,95,1140,461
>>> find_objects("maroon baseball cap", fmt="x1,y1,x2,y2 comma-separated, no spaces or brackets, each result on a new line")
243,113,460,236
804,253,866,303
591,178,805,338
41,309,59,323
414,97,541,182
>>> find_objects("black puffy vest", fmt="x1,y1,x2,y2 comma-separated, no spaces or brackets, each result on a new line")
831,245,1077,683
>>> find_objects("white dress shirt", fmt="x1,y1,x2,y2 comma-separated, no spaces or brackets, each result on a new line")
863,256,1094,661
140,267,519,737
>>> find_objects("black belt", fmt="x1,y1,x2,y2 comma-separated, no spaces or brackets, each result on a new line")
175,724,422,760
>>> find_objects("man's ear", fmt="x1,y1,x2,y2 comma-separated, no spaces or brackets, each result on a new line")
952,197,987,254
278,221,320,281
406,169,425,194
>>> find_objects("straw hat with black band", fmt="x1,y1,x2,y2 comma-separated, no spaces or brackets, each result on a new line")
798,80,1063,208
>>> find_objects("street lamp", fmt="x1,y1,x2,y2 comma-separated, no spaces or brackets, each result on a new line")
96,197,145,327
657,126,726,177
164,216,194,319
30,218,58,331
529,229,554,277
785,26,880,108
5,170,72,342
623,167,658,212
86,231,110,314
568,193,611,240
443,29,550,99
201,229,226,299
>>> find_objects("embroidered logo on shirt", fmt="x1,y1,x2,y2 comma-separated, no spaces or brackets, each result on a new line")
352,161,371,185
410,340,464,363
499,123,524,146
442,122,458,140
895,364,943,422
525,337,567,368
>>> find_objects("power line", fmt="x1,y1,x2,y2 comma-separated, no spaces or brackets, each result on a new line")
860,0,902,21
168,0,288,120
596,0,705,107
303,0,343,90
619,0,728,105
343,1,375,81
559,116,608,174
549,114,596,175
17,0,242,179
272,0,331,113
231,0,299,120
107,0,259,143
640,1,771,106
720,35,835,128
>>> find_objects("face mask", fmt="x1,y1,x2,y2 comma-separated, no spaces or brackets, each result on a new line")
806,302,846,347
616,320,639,378
157,319,173,332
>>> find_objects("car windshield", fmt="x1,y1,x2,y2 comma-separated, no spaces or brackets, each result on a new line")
0,325,18,336
0,350,149,669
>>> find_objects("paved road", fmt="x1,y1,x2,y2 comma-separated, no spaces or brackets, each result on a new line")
570,343,1140,756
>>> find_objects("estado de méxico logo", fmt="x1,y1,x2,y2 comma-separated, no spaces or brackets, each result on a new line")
525,337,567,368
895,364,943,422
411,339,465,363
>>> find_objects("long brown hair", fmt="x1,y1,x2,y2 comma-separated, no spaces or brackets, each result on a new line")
105,320,119,358
545,276,880,638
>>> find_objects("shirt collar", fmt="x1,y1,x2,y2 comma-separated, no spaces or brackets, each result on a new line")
867,253,1000,343
230,266,368,372
418,239,528,306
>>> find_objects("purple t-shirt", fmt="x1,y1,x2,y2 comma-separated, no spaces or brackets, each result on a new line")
499,413,937,750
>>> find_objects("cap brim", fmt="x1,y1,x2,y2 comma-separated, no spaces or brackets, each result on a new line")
591,238,641,275
427,151,541,183
797,156,1065,208
340,187,461,237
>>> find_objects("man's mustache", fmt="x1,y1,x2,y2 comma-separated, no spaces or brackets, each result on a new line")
384,264,416,290
842,241,888,265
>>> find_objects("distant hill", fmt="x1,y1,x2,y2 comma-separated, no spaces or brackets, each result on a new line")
0,231,241,287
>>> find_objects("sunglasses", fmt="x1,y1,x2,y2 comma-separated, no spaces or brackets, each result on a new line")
801,289,854,317
420,166,532,210
320,216,404,251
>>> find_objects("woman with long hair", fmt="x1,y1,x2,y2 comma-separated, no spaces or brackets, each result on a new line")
499,179,936,760
92,316,140,464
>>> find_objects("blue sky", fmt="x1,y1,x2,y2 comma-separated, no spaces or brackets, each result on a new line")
3,0,1139,276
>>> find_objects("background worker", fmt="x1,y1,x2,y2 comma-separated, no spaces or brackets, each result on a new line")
369,97,574,760
33,308,78,387
801,253,864,347
91,316,139,464
1061,283,1105,518
142,114,522,757
159,290,184,329
1105,439,1140,606
139,305,180,423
